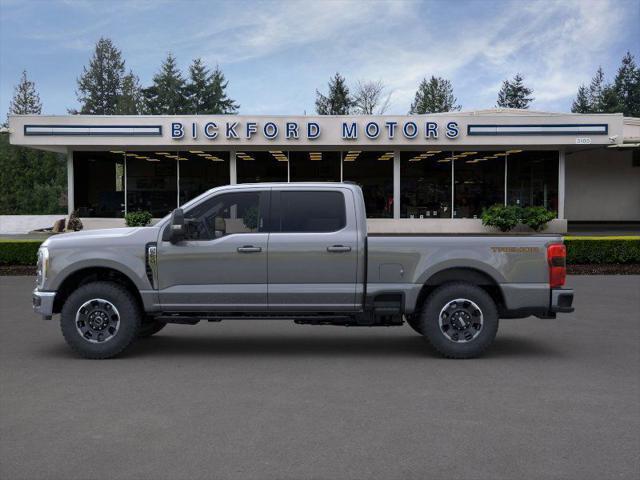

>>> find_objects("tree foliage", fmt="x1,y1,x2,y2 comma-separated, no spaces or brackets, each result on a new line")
143,53,188,114
571,53,640,116
116,71,145,115
9,70,42,117
409,76,460,114
0,134,67,215
186,59,239,114
315,73,354,115
2,72,66,214
75,38,128,114
496,74,534,109
353,80,391,114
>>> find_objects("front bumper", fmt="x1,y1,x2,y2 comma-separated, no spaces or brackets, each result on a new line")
550,288,574,313
33,289,56,319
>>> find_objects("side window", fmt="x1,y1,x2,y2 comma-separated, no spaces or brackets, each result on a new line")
185,192,262,240
279,191,346,233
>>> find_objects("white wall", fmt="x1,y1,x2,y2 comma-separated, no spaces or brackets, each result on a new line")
565,149,640,221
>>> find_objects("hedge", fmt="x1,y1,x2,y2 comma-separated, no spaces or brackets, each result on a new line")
564,237,640,264
0,240,43,265
1,237,639,266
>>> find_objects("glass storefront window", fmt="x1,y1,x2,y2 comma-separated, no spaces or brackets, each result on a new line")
401,151,452,218
177,150,230,205
453,151,505,218
342,150,394,218
126,152,177,218
507,150,558,213
73,151,124,218
237,150,288,183
289,151,341,182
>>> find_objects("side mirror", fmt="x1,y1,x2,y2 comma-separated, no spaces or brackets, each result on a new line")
167,208,185,243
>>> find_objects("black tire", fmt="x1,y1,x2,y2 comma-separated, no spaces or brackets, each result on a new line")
419,282,499,359
60,281,141,359
138,318,166,338
405,315,423,335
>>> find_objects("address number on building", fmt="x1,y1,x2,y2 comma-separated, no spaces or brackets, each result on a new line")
576,137,592,144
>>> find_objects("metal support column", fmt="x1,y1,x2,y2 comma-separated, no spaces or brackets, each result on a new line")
393,150,400,219
558,149,566,219
229,150,237,185
66,149,74,215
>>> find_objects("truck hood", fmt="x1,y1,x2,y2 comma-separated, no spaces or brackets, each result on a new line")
42,227,160,249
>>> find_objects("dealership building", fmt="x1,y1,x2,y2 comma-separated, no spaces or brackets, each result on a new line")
6,109,640,233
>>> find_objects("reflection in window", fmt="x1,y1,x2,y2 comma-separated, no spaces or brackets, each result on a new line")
401,151,452,218
126,152,177,218
507,150,558,213
237,151,288,183
185,191,262,240
73,151,124,218
289,151,341,182
453,151,505,218
177,151,230,205
342,151,394,218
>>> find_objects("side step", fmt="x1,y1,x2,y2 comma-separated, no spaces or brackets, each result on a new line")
154,312,404,327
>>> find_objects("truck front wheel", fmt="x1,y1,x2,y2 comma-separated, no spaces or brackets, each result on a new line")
419,282,499,359
60,281,141,359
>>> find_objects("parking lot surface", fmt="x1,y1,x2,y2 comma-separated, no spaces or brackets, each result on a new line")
1,275,639,480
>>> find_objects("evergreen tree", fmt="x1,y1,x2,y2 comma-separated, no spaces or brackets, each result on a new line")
186,58,209,114
8,70,42,116
571,85,591,113
496,73,534,109
75,37,126,114
185,59,239,114
587,66,607,112
143,53,188,114
1,72,66,213
613,51,640,117
315,73,353,115
116,71,144,115
207,65,239,114
409,76,460,114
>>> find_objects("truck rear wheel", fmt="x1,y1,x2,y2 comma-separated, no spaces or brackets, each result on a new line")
419,282,498,359
60,281,141,359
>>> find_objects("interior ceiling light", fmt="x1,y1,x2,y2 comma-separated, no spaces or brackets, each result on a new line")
110,150,125,154
125,153,137,157
437,159,451,163
495,153,507,156
155,152,170,155
427,150,442,154
189,150,204,154
135,156,148,159
507,150,523,154
146,158,160,162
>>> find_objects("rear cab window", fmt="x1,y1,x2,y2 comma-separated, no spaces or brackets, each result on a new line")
271,190,346,233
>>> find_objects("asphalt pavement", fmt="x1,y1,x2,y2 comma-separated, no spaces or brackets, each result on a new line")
0,275,638,480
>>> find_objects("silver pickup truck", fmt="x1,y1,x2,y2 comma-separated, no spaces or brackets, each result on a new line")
33,182,573,359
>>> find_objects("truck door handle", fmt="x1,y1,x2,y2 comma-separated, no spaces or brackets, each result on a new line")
237,246,262,253
327,245,351,253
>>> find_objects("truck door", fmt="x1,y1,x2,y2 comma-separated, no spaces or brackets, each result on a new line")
157,189,269,311
267,188,359,311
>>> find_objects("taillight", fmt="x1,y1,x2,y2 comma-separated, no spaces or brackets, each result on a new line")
547,243,566,288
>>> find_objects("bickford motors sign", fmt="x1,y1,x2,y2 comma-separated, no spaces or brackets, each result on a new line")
171,119,461,141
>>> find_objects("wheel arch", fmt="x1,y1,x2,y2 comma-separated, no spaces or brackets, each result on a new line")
413,267,505,315
53,266,143,314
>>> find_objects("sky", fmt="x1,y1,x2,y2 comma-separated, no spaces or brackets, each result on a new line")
0,0,638,117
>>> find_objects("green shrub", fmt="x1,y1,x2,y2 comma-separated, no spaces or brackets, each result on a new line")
564,237,640,264
125,210,153,227
0,240,43,265
481,204,521,232
482,204,556,232
521,206,556,232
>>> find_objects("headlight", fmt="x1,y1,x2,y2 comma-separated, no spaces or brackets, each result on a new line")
36,247,49,290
